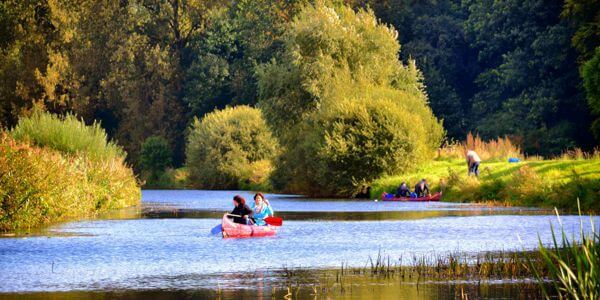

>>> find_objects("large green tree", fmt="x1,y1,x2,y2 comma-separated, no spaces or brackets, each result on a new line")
102,0,221,166
583,48,600,139
184,0,303,117
561,0,600,64
464,0,590,154
258,3,444,196
363,0,477,139
0,0,54,126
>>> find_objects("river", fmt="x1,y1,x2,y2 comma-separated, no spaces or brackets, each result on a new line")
0,190,596,299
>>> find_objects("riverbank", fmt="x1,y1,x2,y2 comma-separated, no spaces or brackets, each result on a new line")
371,157,600,211
0,112,141,232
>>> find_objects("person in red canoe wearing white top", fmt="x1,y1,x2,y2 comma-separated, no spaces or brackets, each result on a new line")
466,150,481,177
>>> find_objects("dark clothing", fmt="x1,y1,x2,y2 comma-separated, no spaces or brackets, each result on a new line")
395,187,411,198
470,161,480,176
414,182,430,198
231,204,253,224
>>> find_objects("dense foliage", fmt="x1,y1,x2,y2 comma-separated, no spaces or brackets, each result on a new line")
259,4,444,196
360,0,597,154
140,136,172,185
184,1,303,117
11,110,124,160
1,112,140,231
584,48,600,139
0,0,596,171
186,106,277,190
361,0,476,139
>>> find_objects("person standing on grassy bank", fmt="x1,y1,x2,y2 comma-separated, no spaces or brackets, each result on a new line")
466,150,481,176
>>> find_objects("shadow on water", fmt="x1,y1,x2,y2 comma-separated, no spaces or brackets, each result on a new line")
0,270,547,299
140,207,556,221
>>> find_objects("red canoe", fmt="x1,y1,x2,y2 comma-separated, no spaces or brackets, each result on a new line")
381,192,442,202
221,214,278,238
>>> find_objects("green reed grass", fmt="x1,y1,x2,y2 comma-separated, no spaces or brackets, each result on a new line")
274,249,548,298
0,111,140,232
532,201,599,299
11,110,124,161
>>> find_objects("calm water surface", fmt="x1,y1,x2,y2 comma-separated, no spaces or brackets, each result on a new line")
0,190,596,298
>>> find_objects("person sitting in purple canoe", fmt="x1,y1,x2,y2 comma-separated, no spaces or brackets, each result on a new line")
230,195,253,225
395,182,411,198
414,179,431,198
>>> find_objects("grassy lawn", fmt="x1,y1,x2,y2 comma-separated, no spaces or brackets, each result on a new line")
371,157,600,211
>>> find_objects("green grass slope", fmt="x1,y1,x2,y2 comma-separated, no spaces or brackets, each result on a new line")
372,158,600,211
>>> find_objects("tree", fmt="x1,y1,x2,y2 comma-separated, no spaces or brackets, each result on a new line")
362,0,477,139
186,106,277,189
583,48,600,139
102,32,184,169
140,136,172,182
184,0,303,117
0,0,54,127
562,0,600,64
464,0,590,155
258,3,443,196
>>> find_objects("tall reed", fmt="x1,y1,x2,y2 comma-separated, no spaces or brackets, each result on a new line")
533,201,599,299
438,133,521,161
11,110,124,161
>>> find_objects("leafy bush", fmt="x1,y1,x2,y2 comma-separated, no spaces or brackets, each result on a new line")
186,106,277,189
0,134,140,232
140,135,172,185
258,3,443,197
283,90,443,197
11,110,124,161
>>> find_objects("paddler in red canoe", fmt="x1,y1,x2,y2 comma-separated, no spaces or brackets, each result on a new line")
231,195,253,225
250,193,274,226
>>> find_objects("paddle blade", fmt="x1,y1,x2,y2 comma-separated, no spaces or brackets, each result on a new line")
264,217,282,226
210,224,222,235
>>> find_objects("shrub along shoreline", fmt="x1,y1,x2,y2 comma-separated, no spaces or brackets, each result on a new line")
0,112,140,232
371,157,600,211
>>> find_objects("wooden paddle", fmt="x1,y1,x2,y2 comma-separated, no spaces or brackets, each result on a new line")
226,214,283,226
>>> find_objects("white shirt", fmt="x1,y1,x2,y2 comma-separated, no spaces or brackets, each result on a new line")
466,150,481,163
